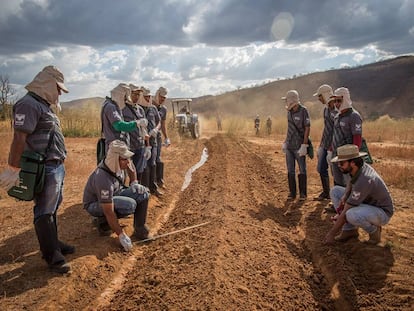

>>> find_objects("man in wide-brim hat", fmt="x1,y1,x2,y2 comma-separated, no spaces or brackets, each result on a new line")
323,144,394,245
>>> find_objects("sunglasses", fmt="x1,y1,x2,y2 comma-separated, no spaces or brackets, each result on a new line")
333,97,343,103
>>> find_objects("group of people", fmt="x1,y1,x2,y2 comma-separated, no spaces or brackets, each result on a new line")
281,85,394,245
253,115,273,135
0,66,171,274
0,66,395,276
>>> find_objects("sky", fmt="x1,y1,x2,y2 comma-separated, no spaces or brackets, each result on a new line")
1,0,413,102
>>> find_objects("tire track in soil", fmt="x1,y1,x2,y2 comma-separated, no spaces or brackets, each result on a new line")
100,134,335,310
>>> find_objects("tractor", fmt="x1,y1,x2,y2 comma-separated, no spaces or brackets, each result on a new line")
171,98,200,139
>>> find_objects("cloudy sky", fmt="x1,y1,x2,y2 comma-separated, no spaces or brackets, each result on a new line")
1,0,413,101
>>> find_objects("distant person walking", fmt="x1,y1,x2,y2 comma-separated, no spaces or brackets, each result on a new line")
282,90,311,201
0,65,74,274
313,84,337,200
323,144,394,245
216,114,222,131
331,87,363,187
254,115,260,135
266,116,272,135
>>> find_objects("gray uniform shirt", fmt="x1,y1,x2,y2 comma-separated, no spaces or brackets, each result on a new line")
122,104,146,150
320,106,337,149
332,108,362,153
101,98,129,151
13,92,67,161
285,105,311,150
347,163,394,217
82,164,123,207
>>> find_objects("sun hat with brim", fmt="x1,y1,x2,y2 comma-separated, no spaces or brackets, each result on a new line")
281,90,299,110
313,84,332,97
43,65,69,93
109,140,134,159
331,144,367,163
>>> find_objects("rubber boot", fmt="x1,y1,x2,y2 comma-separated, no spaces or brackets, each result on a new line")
150,165,163,197
34,215,71,274
298,174,307,201
315,176,330,201
141,166,150,188
156,162,166,188
137,172,143,184
133,199,150,240
53,213,75,255
287,173,296,199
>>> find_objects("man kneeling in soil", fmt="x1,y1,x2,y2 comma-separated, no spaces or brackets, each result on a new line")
323,144,394,245
83,140,150,252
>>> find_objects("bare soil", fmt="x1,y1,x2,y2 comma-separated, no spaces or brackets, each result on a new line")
1,130,414,310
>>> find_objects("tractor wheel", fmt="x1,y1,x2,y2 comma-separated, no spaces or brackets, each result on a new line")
190,122,200,139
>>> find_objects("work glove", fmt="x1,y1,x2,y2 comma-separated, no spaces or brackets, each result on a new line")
326,150,333,164
282,142,287,154
164,138,171,147
144,146,152,160
130,180,148,194
149,128,158,138
0,165,21,191
119,231,132,252
136,118,148,128
317,146,324,159
297,144,308,157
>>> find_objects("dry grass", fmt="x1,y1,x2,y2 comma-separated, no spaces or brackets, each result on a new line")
2,115,414,190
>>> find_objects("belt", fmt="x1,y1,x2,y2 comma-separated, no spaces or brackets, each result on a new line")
46,159,64,165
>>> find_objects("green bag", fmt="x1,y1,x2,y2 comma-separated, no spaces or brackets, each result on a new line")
7,151,45,201
307,138,314,159
360,137,373,164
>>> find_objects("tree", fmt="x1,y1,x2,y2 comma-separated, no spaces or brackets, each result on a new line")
0,74,16,120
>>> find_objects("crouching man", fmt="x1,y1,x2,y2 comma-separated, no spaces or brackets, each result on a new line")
83,140,150,252
323,144,394,245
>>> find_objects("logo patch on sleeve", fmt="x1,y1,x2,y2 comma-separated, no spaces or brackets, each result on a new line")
100,189,110,200
351,191,361,200
15,114,26,126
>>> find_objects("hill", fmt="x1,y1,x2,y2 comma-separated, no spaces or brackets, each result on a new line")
191,55,414,120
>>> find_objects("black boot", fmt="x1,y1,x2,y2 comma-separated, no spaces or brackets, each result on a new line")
150,165,163,197
34,215,71,274
287,173,296,199
53,213,75,255
93,216,112,236
315,176,330,200
137,172,143,184
298,174,307,201
133,198,150,240
156,162,166,188
141,166,150,188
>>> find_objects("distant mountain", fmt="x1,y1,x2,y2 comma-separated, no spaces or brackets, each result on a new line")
191,55,414,120
62,56,414,120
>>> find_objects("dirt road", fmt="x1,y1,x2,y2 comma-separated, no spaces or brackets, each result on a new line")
1,133,413,310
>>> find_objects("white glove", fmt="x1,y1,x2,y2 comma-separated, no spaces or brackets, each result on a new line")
317,146,324,159
144,146,152,160
326,150,333,164
119,231,132,252
130,180,147,194
0,165,21,190
136,118,148,128
164,138,171,147
298,144,308,157
149,128,158,138
282,142,287,154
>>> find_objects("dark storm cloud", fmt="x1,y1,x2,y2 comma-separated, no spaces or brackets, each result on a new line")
1,0,413,54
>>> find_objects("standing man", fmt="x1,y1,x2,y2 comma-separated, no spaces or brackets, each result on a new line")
254,115,260,135
153,86,170,188
313,84,336,200
266,116,272,135
282,90,311,201
324,144,394,245
0,66,74,274
331,87,363,187
101,83,147,152
139,87,163,196
122,84,149,183
83,140,151,250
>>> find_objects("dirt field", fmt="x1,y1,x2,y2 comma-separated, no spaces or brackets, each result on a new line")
1,129,414,310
